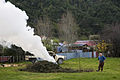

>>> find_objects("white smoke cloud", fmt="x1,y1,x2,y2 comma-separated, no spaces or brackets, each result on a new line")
0,0,55,62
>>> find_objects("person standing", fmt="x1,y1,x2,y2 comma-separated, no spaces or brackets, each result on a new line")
97,53,106,72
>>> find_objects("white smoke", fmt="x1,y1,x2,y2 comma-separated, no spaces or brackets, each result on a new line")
0,0,55,62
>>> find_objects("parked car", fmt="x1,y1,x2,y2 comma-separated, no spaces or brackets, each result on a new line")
26,51,66,64
48,51,66,64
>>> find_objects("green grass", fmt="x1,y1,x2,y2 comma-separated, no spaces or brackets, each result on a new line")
0,58,120,80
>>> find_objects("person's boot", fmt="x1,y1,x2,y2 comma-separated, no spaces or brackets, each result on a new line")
96,70,99,72
101,69,103,72
97,66,100,72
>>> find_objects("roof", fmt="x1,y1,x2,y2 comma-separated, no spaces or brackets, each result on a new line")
74,40,96,46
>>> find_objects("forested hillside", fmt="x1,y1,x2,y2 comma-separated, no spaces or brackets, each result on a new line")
6,0,120,40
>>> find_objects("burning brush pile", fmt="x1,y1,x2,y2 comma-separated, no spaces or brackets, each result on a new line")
20,61,93,73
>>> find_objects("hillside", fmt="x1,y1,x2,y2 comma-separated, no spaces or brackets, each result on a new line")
6,0,120,39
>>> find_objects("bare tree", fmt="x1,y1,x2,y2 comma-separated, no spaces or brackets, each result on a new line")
58,11,78,43
36,16,53,38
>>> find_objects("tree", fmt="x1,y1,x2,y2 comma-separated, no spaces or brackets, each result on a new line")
35,16,53,38
6,0,120,38
101,23,120,57
58,11,78,43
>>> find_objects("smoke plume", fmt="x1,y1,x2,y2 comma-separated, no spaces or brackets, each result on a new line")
0,0,55,62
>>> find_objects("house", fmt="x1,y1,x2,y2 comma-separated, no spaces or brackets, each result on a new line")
56,40,98,60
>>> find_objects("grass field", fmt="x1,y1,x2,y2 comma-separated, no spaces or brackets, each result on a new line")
0,58,120,80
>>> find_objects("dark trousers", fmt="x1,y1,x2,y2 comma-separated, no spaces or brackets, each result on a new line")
98,62,104,71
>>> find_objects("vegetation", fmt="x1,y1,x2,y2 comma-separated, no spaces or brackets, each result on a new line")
5,0,120,57
5,0,120,39
4,45,25,56
96,40,107,53
0,58,120,80
42,39,53,51
42,38,60,51
101,23,120,57
58,11,78,42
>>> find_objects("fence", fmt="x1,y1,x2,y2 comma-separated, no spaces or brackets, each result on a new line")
0,56,25,63
0,56,12,62
57,50,98,60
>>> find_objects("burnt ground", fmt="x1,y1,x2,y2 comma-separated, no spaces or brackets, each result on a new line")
19,61,93,73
